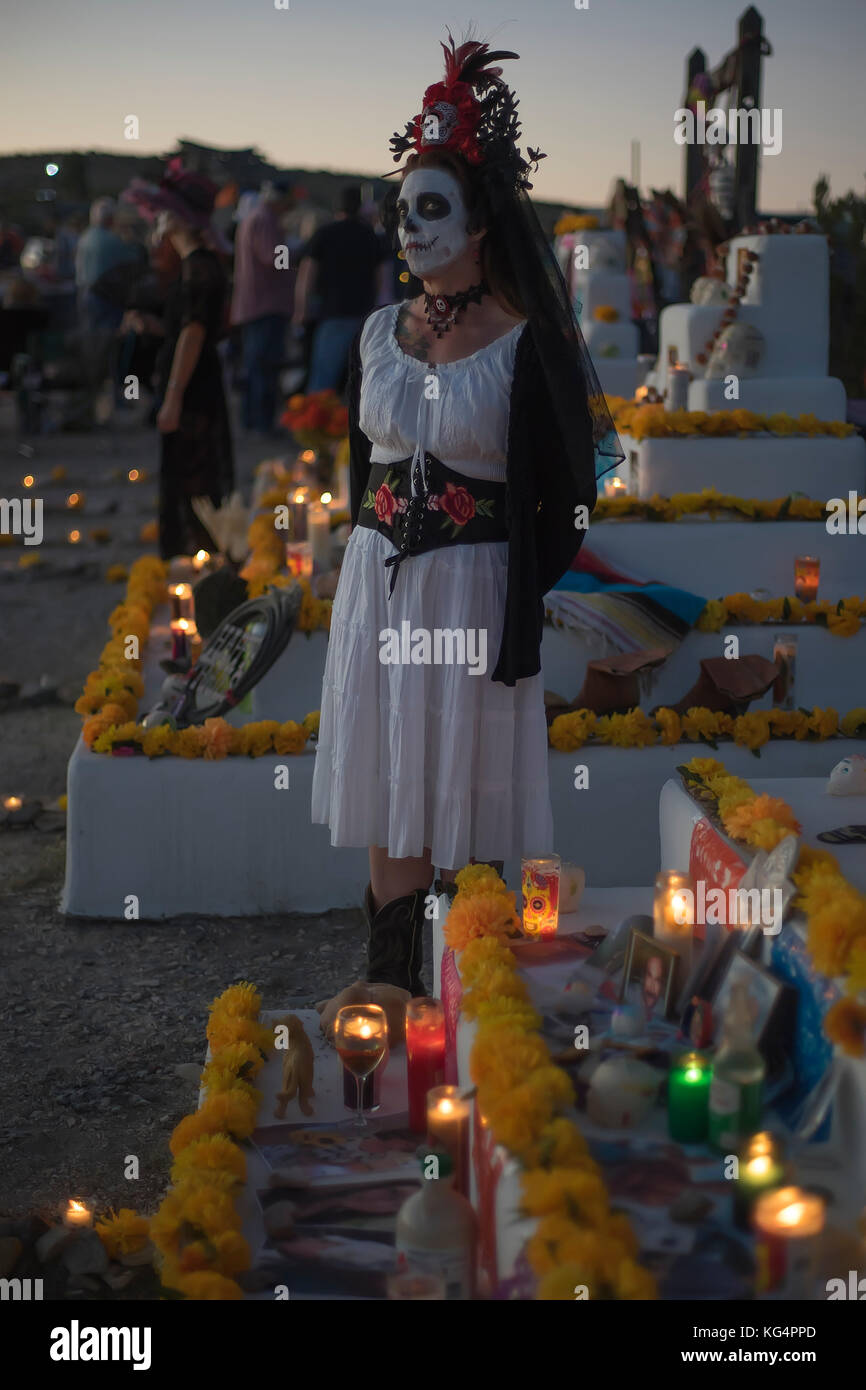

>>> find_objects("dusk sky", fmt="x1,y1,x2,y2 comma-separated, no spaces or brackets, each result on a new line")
3,0,864,211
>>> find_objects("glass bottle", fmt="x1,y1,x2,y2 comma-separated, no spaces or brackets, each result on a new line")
708,981,766,1151
395,1150,477,1301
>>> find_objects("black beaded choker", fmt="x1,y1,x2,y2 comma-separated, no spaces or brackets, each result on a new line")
423,280,489,337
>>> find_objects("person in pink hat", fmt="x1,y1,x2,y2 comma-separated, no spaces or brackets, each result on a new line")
123,159,234,558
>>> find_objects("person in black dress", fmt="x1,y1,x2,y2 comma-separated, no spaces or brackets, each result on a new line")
123,160,234,558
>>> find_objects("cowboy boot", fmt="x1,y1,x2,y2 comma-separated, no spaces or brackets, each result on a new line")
669,654,781,716
549,647,672,721
366,886,426,996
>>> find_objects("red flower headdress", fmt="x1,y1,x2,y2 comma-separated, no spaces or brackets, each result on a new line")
389,32,544,189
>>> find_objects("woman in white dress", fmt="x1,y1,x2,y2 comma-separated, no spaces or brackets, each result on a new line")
312,36,620,997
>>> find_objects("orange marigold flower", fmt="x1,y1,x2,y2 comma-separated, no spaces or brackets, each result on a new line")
824,998,866,1057
443,889,521,951
201,717,237,760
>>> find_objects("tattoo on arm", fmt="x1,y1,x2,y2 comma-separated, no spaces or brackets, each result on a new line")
395,303,431,362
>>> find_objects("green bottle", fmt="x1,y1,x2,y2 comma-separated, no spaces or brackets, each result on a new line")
708,981,765,1151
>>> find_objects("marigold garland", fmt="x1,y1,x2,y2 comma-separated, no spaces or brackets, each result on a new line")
607,396,855,442
449,864,657,1300
593,488,866,524
682,759,866,1033
147,981,273,1299
548,704,865,756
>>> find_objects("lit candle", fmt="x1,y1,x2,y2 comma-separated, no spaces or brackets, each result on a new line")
406,998,446,1133
653,870,694,972
521,854,561,938
752,1186,825,1298
320,491,332,505
63,1199,93,1230
667,1050,712,1143
603,477,627,498
285,541,313,578
793,555,820,602
169,582,194,623
68,529,81,544
733,1132,787,1229
308,502,332,574
192,549,210,572
170,618,190,662
66,492,82,509
4,795,23,810
288,488,309,541
128,469,140,483
22,474,35,488
427,1086,470,1197
666,362,691,412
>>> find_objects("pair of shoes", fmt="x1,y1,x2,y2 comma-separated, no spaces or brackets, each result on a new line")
364,883,426,996
545,647,672,721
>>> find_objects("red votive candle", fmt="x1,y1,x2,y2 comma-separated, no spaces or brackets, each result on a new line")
406,998,446,1133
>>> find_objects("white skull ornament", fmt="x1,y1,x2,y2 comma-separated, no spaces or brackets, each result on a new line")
827,755,866,796
705,321,765,380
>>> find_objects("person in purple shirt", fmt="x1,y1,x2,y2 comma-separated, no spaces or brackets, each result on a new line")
230,178,296,435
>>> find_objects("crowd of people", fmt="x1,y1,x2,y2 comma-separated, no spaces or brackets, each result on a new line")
0,162,408,553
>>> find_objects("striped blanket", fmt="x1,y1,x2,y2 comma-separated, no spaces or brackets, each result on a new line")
544,547,708,656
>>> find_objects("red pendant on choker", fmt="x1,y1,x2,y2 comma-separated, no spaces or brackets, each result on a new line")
423,280,489,337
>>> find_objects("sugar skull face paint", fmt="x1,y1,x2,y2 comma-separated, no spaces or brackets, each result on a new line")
396,168,471,278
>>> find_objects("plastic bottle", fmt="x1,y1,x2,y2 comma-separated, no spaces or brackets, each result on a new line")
708,980,765,1151
395,1150,477,1300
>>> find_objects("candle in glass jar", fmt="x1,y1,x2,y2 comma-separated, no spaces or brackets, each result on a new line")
603,477,627,498
308,502,332,574
192,549,210,573
288,488,309,541
427,1086,470,1197
285,541,313,578
666,362,691,412
653,870,694,970
752,1185,825,1297
169,582,193,623
406,999,446,1133
733,1131,787,1229
521,855,561,937
170,618,190,662
667,1051,711,1143
4,795,23,811
793,555,820,602
63,1199,93,1229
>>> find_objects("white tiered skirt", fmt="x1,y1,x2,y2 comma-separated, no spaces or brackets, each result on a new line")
311,526,554,871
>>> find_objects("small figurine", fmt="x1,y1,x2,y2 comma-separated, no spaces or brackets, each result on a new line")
274,1014,315,1118
827,754,866,796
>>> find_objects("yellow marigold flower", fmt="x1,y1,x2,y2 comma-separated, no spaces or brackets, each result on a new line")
682,707,722,743
605,1210,640,1258
274,720,308,755
444,890,520,951
201,717,238,759
723,794,801,847
203,1040,264,1082
593,305,619,323
824,998,866,1057
166,1271,244,1300
685,756,726,777
142,724,174,758
840,708,866,737
616,1258,659,1300
807,707,839,739
170,1135,247,1186
465,996,540,1029
95,1208,150,1258
459,935,517,985
522,1168,610,1225
105,564,129,583
206,1014,273,1055
846,937,866,993
170,725,205,759
806,899,866,976
654,707,681,746
302,709,320,736
524,1117,591,1170
526,1218,608,1278
826,610,860,636
482,1083,553,1157
548,708,596,751
238,721,280,757
525,1064,575,1112
169,1089,259,1155
454,862,509,897
211,981,261,1020
732,712,771,751
200,1069,258,1103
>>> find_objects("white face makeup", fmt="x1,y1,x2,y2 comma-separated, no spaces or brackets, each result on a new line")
396,169,471,279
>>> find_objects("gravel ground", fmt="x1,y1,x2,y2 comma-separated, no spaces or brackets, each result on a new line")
0,398,397,1228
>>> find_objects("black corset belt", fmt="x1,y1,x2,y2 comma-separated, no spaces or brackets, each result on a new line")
356,453,509,597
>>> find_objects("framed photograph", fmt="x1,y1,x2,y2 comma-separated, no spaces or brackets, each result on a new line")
710,950,788,1052
619,929,680,1021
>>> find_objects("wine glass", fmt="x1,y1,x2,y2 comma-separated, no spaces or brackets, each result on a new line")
334,1004,388,1128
